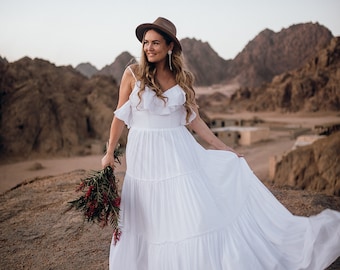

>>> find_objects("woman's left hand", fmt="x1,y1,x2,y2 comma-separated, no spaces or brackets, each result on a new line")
225,147,244,158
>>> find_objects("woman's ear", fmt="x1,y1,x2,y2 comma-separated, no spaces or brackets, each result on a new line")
169,42,174,51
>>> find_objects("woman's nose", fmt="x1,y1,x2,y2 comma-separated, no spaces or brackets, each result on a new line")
145,43,154,50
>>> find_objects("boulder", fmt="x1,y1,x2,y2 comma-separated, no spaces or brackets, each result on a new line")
274,132,340,195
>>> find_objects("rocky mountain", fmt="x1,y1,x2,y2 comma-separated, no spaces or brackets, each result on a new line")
75,62,98,78
0,57,121,158
72,22,332,89
181,38,231,86
96,51,136,83
225,22,333,88
183,23,332,87
0,22,337,159
273,132,340,196
230,36,340,112
0,56,8,65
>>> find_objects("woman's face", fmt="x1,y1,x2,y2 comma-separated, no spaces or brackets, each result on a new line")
143,29,172,65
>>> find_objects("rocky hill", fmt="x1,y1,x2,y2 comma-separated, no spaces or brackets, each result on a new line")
75,62,98,78
76,52,136,83
0,56,8,65
225,22,333,88
74,22,332,89
181,38,231,86
0,22,337,160
0,57,121,159
96,51,136,83
230,37,340,112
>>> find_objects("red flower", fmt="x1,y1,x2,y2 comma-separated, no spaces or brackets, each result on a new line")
113,197,121,207
85,185,94,199
113,229,122,245
103,192,108,205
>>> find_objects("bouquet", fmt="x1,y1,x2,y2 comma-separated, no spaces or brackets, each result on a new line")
68,148,123,244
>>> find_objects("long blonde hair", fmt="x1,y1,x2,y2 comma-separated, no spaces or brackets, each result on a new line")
132,31,197,122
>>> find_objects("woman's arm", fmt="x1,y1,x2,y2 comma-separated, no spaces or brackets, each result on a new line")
101,67,135,168
187,106,243,157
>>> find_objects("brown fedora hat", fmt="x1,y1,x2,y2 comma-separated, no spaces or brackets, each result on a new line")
135,17,182,51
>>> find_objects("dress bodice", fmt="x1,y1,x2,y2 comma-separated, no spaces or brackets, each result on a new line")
114,82,196,129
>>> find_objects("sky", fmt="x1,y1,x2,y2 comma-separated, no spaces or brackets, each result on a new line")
1,0,339,70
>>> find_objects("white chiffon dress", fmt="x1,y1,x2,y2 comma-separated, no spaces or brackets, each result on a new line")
109,76,340,269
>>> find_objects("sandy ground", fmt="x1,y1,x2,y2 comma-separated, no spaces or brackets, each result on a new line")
0,155,106,194
0,129,289,194
2,111,339,194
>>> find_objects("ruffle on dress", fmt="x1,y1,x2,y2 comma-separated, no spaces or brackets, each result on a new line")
114,83,196,128
114,100,133,128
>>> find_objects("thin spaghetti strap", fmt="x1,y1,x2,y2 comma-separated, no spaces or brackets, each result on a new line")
127,66,137,82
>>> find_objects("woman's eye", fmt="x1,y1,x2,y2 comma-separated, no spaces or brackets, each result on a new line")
143,40,160,47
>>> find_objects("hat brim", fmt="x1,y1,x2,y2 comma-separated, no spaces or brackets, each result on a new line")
136,23,182,52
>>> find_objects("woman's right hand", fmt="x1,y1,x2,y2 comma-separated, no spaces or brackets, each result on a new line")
101,153,116,170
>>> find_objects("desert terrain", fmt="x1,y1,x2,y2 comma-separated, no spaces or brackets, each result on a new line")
1,111,340,269
2,110,339,193
1,22,339,269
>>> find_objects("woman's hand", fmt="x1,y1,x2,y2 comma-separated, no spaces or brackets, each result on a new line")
101,153,116,169
188,108,244,158
233,151,244,158
224,146,244,158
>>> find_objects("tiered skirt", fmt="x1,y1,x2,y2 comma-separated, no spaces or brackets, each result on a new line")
109,126,340,270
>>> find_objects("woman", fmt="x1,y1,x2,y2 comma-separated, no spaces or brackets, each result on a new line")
102,17,340,270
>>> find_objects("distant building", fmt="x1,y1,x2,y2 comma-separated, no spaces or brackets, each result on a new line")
209,118,240,128
207,116,264,129
211,126,270,146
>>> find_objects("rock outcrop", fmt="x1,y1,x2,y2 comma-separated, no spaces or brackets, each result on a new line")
274,132,340,196
230,37,340,112
74,22,333,89
0,56,8,65
96,51,136,84
226,22,333,88
0,23,337,160
75,62,98,78
0,57,120,158
181,38,231,86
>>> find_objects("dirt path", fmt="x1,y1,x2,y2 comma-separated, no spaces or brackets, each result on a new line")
0,155,127,194
0,135,286,195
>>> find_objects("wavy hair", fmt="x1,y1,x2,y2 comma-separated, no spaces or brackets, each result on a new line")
132,29,197,123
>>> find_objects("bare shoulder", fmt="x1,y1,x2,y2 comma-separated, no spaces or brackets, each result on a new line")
120,65,136,89
114,65,138,109
121,65,134,80
123,64,138,77
128,63,139,74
